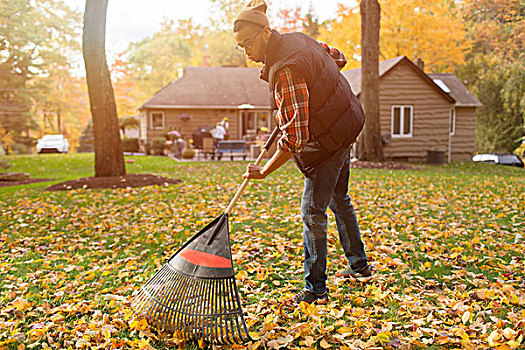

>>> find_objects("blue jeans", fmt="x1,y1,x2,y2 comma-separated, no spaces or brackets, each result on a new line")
301,147,368,294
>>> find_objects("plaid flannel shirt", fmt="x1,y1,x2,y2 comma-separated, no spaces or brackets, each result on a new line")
274,42,347,153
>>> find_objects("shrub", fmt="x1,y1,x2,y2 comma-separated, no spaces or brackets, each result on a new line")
149,138,166,155
122,138,139,153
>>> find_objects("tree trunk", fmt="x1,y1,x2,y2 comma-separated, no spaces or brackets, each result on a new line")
358,0,383,161
82,0,125,177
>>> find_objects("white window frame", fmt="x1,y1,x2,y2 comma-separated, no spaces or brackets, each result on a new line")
450,108,456,136
150,111,165,130
391,105,413,138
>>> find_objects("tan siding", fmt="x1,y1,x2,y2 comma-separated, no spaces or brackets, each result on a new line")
377,61,453,161
143,108,274,141
451,107,476,161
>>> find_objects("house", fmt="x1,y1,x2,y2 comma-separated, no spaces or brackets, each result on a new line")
140,56,481,162
342,56,482,162
139,67,275,152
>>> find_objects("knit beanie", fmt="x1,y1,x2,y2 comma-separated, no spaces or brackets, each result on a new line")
233,0,269,28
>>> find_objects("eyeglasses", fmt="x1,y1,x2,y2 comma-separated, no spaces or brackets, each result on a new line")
235,31,262,53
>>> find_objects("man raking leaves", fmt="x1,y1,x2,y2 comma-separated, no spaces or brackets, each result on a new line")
233,0,373,304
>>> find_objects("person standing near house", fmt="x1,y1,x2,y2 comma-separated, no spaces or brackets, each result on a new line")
233,0,372,304
212,122,226,148
219,117,230,139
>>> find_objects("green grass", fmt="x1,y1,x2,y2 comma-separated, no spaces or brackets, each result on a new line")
0,153,524,349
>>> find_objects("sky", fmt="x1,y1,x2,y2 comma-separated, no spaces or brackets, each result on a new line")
66,0,347,59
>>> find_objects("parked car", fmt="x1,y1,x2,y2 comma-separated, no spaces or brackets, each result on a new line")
472,153,524,168
36,134,69,153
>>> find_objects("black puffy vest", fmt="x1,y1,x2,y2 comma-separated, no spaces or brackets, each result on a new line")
260,30,365,174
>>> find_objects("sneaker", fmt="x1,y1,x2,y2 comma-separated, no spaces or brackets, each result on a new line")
293,289,328,304
335,265,373,282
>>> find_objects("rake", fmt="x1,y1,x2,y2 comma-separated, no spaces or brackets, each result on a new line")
131,127,279,345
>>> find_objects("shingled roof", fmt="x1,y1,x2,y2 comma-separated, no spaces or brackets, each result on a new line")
342,56,404,95
341,56,470,105
140,66,271,110
427,73,482,107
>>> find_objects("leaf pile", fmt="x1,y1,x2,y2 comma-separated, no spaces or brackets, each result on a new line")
0,158,523,349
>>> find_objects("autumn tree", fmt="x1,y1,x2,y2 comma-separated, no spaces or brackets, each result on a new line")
317,5,361,69
206,0,248,67
110,52,141,118
358,0,383,161
274,6,304,33
34,72,90,151
303,4,321,39
457,0,524,153
0,0,81,153
318,1,469,72
126,20,192,97
83,0,125,176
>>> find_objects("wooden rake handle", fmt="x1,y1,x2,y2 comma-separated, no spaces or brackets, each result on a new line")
225,126,280,215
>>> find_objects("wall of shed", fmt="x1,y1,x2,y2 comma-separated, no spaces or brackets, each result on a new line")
451,107,477,161
378,61,453,162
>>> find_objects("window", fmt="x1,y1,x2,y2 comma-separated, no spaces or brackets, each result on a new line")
150,112,164,130
391,106,413,137
450,108,456,136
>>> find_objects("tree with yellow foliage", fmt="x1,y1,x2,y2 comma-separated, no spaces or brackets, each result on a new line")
318,0,469,72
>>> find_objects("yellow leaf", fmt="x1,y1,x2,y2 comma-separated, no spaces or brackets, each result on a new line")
248,332,261,341
435,335,450,345
304,336,315,347
12,298,30,311
495,345,511,350
236,270,248,281
462,311,471,324
338,326,353,334
320,339,332,349
264,314,274,325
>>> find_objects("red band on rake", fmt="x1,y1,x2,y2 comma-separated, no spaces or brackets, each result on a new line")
179,248,232,268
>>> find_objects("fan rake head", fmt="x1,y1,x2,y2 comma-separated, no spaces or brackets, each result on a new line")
131,214,251,344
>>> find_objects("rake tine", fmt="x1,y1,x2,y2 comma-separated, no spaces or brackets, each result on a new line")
143,266,170,321
217,278,227,344
228,278,241,342
159,271,177,332
189,278,203,337
228,278,240,342
183,275,199,337
151,266,175,325
173,273,189,333
177,274,190,338
185,277,197,337
194,278,206,337
223,279,235,344
192,278,203,338
163,272,179,333
213,280,224,342
200,279,210,339
197,279,206,340
159,270,182,331
135,266,164,317
212,279,220,343
232,277,250,342
151,267,178,328
203,279,212,342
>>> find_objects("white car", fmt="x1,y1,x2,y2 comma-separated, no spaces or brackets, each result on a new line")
472,153,524,168
36,134,69,153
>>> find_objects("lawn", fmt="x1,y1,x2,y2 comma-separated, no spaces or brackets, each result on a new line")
0,153,524,349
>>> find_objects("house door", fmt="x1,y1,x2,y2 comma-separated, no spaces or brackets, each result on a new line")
239,110,270,139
